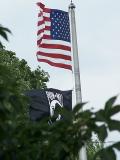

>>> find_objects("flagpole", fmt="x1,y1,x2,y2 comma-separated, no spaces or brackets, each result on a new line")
69,1,87,160
69,2,82,104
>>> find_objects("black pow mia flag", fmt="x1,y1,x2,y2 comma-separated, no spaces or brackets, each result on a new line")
25,88,72,121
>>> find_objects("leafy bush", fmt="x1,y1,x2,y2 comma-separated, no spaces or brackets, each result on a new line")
0,65,120,160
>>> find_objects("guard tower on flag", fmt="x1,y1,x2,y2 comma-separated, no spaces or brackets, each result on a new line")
37,1,87,160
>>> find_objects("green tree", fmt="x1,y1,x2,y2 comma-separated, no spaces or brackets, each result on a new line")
0,49,49,92
0,67,120,160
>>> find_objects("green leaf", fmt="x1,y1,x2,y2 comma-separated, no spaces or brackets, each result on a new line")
73,103,86,114
95,109,106,122
101,149,116,160
112,142,120,151
95,125,108,141
108,105,120,117
0,41,3,49
108,120,120,131
94,148,116,160
0,25,11,41
105,96,117,113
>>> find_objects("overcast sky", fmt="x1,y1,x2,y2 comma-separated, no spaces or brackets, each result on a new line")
0,0,120,158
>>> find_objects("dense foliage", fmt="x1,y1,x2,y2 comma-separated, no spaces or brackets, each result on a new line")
0,63,120,159
0,49,49,91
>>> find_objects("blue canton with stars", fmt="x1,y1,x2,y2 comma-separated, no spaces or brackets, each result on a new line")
50,9,71,42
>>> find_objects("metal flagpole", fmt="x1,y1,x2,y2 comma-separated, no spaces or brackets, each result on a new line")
69,1,87,160
69,1,82,104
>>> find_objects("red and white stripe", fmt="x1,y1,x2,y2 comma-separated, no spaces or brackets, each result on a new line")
37,2,72,70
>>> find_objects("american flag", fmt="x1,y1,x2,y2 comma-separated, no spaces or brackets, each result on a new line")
37,2,72,70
